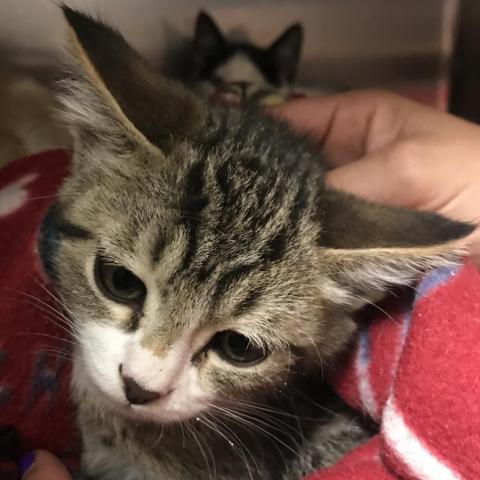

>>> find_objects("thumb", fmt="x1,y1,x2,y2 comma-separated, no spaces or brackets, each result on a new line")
20,451,72,480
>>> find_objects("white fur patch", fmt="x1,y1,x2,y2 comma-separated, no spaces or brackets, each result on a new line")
77,321,213,423
79,323,132,404
215,53,268,88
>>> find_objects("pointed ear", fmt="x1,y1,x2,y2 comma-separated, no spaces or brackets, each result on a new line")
268,24,303,84
60,6,205,153
194,11,225,54
319,190,474,305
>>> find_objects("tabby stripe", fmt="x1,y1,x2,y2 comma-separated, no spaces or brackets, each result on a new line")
57,221,92,240
43,202,93,240
289,173,309,225
232,289,262,317
178,158,208,273
258,176,309,264
212,263,259,305
151,233,166,264
262,227,289,264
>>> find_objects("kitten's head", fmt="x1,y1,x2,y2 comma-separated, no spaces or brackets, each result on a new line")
192,11,303,97
40,8,472,424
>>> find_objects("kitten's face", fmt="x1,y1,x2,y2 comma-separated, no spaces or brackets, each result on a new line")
192,12,303,99
43,115,354,424
42,8,471,425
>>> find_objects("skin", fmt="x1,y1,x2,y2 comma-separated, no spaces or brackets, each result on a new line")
275,90,480,267
21,451,71,480
31,90,480,477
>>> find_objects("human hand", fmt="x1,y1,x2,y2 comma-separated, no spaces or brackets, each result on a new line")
19,451,72,480
275,90,480,266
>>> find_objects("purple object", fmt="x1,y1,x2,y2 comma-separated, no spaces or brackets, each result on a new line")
18,451,35,476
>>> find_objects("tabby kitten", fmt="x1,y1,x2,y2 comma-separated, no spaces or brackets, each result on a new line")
39,8,472,480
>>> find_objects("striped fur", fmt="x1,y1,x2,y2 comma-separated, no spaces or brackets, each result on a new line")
38,8,473,480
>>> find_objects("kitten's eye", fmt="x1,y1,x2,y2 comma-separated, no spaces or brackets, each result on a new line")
94,256,146,305
212,331,266,365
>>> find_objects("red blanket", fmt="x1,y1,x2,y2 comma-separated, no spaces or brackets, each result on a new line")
0,150,78,469
1,150,479,479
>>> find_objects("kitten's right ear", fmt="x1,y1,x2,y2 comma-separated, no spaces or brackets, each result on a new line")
194,11,225,54
318,190,474,308
268,24,303,84
60,6,205,154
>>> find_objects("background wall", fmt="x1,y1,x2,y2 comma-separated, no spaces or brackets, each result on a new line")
0,0,458,92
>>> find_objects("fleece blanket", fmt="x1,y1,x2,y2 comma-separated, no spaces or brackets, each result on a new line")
0,150,479,480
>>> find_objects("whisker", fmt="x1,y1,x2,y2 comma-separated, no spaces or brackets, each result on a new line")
210,404,301,460
185,421,215,480
198,414,253,480
0,296,79,339
14,331,76,346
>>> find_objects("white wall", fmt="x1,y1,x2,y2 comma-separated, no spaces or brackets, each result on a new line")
0,0,458,86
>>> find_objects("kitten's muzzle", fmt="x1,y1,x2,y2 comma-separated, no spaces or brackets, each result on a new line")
119,364,169,405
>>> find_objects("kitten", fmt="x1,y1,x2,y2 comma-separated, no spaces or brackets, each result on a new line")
191,11,303,102
39,7,472,480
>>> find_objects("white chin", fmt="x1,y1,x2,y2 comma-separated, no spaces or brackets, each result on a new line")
93,385,208,425
82,380,203,424
129,404,201,424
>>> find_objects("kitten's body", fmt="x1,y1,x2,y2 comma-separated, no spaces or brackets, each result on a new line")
41,9,472,480
64,103,372,480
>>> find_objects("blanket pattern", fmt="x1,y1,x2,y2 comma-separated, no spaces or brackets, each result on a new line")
0,150,479,480
310,264,480,480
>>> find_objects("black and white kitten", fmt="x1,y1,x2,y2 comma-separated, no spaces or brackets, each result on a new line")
191,11,302,99
39,7,471,480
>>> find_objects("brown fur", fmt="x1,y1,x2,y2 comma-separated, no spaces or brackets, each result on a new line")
36,7,473,480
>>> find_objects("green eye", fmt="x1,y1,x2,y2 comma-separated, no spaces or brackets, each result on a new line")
212,330,267,365
94,256,146,306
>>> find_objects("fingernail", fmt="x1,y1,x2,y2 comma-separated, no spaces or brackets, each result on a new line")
18,451,35,476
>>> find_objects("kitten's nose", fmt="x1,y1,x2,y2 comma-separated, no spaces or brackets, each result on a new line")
119,365,162,405
122,374,161,405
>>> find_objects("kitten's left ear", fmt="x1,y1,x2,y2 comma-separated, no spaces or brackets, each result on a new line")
319,190,474,306
194,11,225,54
267,24,303,84
60,6,205,153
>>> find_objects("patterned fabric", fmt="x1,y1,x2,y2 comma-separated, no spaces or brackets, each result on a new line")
0,150,80,471
309,263,480,480
1,150,479,479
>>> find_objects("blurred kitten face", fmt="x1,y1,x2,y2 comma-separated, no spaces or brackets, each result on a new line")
192,12,303,100
43,7,470,427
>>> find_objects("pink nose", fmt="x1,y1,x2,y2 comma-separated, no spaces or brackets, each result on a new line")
119,364,163,405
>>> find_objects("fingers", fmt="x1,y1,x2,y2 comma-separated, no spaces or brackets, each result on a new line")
324,140,430,210
20,450,72,480
273,90,409,167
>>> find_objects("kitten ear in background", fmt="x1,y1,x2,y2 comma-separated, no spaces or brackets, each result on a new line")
60,5,205,153
194,11,225,54
318,190,474,304
267,23,303,84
